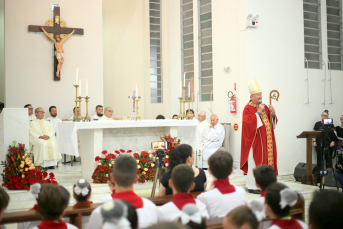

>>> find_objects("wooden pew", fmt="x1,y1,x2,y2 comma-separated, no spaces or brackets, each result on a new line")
0,191,305,229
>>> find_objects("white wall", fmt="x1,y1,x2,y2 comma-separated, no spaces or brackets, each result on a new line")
4,0,103,119
0,0,4,103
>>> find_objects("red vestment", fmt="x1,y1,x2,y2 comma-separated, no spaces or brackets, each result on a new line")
240,102,278,175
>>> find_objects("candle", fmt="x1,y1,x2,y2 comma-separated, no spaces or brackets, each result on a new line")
183,72,186,87
136,83,138,97
188,82,191,98
180,81,182,97
76,68,79,85
79,80,82,96
86,79,88,96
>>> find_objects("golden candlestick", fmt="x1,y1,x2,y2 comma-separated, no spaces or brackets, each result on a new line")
135,99,141,121
77,96,83,121
178,97,183,120
84,96,91,122
182,87,186,119
73,85,81,122
186,97,192,119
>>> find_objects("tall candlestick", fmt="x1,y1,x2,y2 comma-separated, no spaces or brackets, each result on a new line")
79,80,82,96
180,81,182,97
76,68,79,85
136,83,138,97
188,82,191,98
183,72,186,87
86,79,88,96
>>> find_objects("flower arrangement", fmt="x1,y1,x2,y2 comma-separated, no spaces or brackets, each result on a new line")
1,142,58,190
160,134,181,156
92,150,119,183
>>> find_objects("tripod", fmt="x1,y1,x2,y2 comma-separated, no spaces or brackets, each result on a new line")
151,150,166,197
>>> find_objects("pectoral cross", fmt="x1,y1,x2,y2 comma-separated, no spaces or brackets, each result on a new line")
28,5,84,81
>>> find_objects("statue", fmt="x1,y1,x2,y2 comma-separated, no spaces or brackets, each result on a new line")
40,27,75,77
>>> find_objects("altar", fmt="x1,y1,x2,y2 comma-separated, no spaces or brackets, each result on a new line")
57,120,198,179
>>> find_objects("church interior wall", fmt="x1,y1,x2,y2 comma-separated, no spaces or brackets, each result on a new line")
0,0,5,103
4,0,103,119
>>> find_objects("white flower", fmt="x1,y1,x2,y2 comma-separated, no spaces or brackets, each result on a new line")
148,150,151,153
165,163,169,167
144,168,148,171
137,165,141,169
142,172,146,175
166,155,169,159
136,160,139,163
151,163,155,167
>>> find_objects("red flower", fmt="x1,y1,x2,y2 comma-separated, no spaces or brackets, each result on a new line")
28,179,35,185
49,172,55,178
36,171,42,177
24,185,30,191
133,153,139,158
15,183,23,189
148,169,152,173
102,150,108,155
141,151,147,156
105,155,112,160
21,179,27,184
164,159,169,164
100,166,106,172
27,174,33,180
52,180,58,185
127,150,132,153
111,154,116,159
115,150,120,154
141,158,147,163
9,175,15,180
120,149,125,153
152,152,156,155
43,172,48,178
95,156,100,161
35,176,41,182
30,170,36,174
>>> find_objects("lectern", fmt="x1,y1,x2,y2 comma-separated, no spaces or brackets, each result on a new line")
297,131,321,185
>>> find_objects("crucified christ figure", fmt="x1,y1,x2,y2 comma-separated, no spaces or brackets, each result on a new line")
40,27,75,77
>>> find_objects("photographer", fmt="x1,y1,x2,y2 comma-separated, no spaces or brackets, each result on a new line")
313,110,335,168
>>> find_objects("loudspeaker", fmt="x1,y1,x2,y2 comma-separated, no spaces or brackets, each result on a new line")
322,168,341,188
293,163,319,182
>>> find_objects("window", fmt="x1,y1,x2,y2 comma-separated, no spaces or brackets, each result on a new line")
150,0,162,103
181,0,194,101
198,0,213,101
303,0,322,69
327,0,342,70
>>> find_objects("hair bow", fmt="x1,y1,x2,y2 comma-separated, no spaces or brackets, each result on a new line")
74,186,89,196
30,183,41,199
180,211,202,224
248,200,265,222
279,188,298,209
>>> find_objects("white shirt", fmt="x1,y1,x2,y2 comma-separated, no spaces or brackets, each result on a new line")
46,117,62,134
91,114,102,120
87,198,158,229
268,219,308,229
99,116,112,121
158,200,209,222
197,185,247,218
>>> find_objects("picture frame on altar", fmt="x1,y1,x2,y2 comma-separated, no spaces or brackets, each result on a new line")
151,141,167,150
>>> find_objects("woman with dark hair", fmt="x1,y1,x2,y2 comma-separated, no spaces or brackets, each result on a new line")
0,102,4,113
159,144,207,196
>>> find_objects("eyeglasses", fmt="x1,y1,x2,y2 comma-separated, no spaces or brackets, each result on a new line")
37,111,45,113
107,110,113,113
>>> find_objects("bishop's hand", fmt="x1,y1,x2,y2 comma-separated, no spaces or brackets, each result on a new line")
257,104,264,113
269,105,276,116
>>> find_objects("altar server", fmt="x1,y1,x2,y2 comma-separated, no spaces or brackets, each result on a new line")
264,183,307,229
87,155,158,229
0,186,9,229
253,165,277,201
158,164,209,222
71,179,93,228
199,114,225,168
197,150,247,218
32,184,78,229
46,106,62,134
29,108,62,168
100,107,113,120
25,104,36,122
91,105,104,120
17,184,41,229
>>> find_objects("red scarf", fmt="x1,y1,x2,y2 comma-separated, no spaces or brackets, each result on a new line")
213,178,236,194
30,204,38,211
37,220,67,229
172,193,196,210
112,189,116,195
111,190,143,209
272,217,303,229
261,190,265,197
74,201,93,206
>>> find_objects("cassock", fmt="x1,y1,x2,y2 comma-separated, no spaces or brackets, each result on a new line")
240,101,278,189
87,190,158,229
196,178,247,218
91,114,102,120
158,193,209,222
268,218,308,229
28,115,36,122
99,116,112,121
199,123,225,168
29,119,62,167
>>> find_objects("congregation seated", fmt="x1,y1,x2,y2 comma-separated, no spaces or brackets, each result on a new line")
172,114,178,119
159,144,207,196
96,171,116,203
147,222,188,229
99,107,113,121
197,150,247,218
29,107,62,169
0,187,9,229
156,114,165,119
91,105,104,120
178,204,206,229
17,184,41,229
25,104,36,122
100,200,138,229
199,114,225,168
87,155,158,228
309,190,343,229
253,165,277,207
69,107,80,120
71,179,93,228
158,164,209,222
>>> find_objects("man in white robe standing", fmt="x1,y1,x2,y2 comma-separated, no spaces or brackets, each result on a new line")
25,104,36,122
200,114,225,168
29,107,61,169
91,105,104,120
99,107,113,120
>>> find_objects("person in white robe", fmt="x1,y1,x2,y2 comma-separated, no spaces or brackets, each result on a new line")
25,104,36,122
91,105,104,120
29,107,61,168
199,114,225,168
99,107,113,121
197,111,210,145
69,107,80,120
187,109,196,120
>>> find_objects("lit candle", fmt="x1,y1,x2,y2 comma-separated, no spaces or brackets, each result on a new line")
188,82,191,98
180,81,182,97
86,79,88,96
183,72,186,87
136,83,138,97
76,68,79,85
79,80,82,96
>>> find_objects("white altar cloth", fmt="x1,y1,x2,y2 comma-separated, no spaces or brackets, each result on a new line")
57,120,198,179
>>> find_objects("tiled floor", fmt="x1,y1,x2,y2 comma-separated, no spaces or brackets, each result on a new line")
4,162,340,229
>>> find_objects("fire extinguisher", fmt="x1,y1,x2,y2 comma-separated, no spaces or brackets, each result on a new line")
228,91,236,113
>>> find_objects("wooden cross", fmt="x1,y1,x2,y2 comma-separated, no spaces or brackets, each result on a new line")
28,6,84,81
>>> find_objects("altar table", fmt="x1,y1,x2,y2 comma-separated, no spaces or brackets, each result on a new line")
57,120,198,179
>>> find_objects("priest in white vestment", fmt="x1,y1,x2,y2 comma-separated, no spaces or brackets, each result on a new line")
69,107,80,120
91,105,104,120
99,107,113,121
200,114,225,168
25,104,36,122
197,111,210,146
29,107,61,168
46,106,62,133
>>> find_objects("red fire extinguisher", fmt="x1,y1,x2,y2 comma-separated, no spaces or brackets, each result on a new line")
228,91,236,113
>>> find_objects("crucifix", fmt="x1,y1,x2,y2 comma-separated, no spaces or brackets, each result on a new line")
28,6,84,81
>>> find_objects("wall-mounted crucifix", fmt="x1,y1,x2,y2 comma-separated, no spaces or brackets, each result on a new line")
28,6,84,81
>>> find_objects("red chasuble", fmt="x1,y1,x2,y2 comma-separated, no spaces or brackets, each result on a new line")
240,101,278,175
